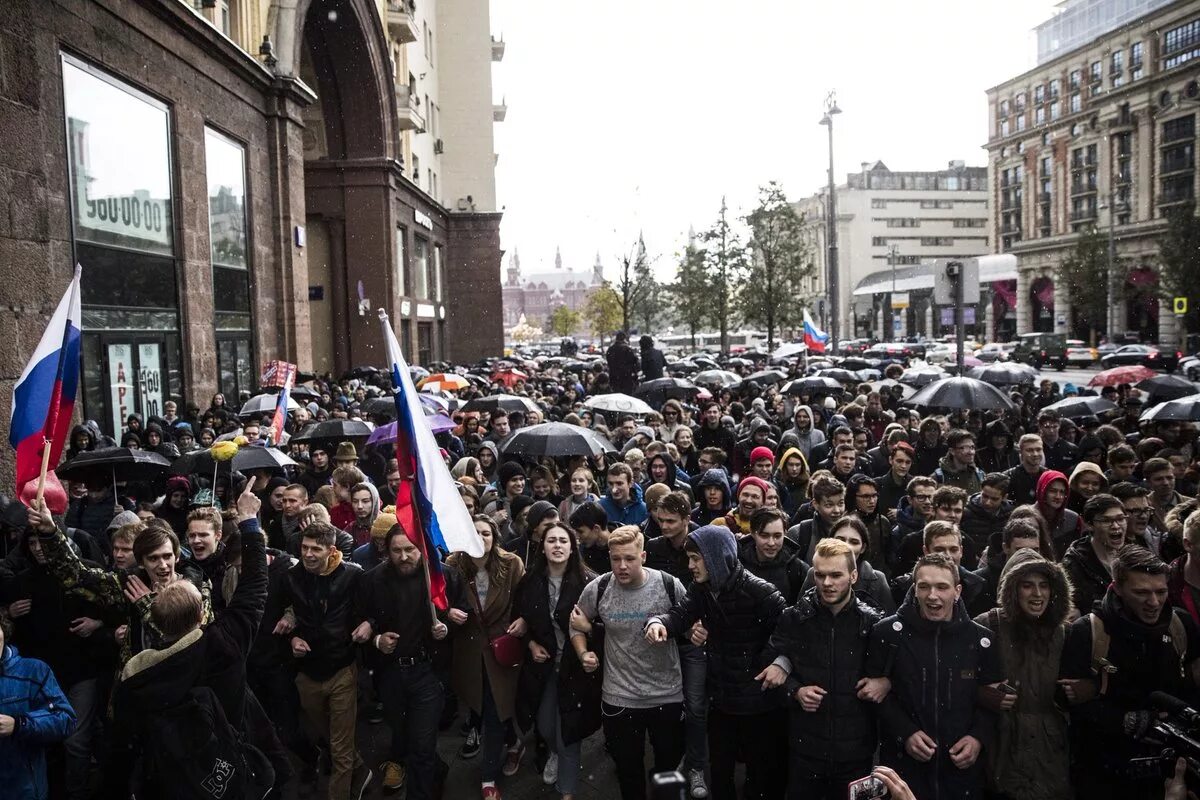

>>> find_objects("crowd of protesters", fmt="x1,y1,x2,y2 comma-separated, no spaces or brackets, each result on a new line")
4,335,1200,800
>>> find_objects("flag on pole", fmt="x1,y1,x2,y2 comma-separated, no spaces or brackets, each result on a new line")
803,309,829,354
10,265,82,493
268,363,296,446
378,309,482,609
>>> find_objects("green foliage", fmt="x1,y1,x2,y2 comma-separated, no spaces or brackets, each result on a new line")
669,241,712,348
547,304,581,338
699,197,747,352
741,182,811,352
1056,224,1111,342
1159,203,1200,334
582,283,622,346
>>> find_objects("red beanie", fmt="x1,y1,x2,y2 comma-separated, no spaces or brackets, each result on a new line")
737,476,770,498
750,446,775,465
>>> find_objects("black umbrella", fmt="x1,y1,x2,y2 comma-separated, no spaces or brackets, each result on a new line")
290,419,373,445
461,395,542,415
1042,396,1119,419
904,377,1016,411
869,379,917,401
969,362,1037,386
816,368,862,384
783,376,843,397
898,368,949,388
1137,375,1199,402
57,447,173,483
743,369,788,386
636,377,700,406
361,397,399,418
693,370,742,389
257,384,321,401
497,422,617,458
239,392,302,418
838,357,876,372
1140,394,1200,422
341,366,380,381
172,443,296,476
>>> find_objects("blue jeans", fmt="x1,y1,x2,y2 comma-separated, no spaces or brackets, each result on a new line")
536,663,581,795
679,643,708,771
378,661,444,800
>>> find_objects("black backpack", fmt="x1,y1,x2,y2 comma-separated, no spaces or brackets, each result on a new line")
139,685,273,800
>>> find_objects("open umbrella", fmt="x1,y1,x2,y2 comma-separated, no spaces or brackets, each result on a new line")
898,367,949,388
1089,365,1158,387
1042,396,1119,419
693,370,742,389
461,395,541,415
904,377,1016,411
783,376,843,397
583,393,655,415
290,419,372,445
497,422,617,458
172,443,295,476
869,379,918,401
743,369,788,386
771,342,807,360
1140,393,1200,422
1137,375,1200,402
361,397,399,418
838,357,875,372
969,362,1038,386
257,383,321,401
491,369,529,388
418,373,469,392
367,413,457,445
816,368,861,384
239,392,301,418
636,377,699,406
57,448,173,483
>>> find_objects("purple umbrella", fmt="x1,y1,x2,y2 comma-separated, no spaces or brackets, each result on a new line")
367,413,456,445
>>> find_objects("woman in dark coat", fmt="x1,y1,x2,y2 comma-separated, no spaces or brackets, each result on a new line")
512,522,600,798
802,515,896,614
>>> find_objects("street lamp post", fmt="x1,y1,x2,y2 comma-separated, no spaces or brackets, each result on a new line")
1102,184,1126,344
820,93,842,353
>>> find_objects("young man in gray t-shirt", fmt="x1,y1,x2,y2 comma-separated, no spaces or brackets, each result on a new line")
571,526,686,800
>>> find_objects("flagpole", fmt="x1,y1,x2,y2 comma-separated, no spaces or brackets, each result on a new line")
34,440,52,506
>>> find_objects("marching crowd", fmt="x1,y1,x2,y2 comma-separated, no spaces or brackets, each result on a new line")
5,333,1200,800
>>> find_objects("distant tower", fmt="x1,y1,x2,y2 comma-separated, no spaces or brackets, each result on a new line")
687,224,697,247
554,245,563,270
592,251,603,283
506,248,521,286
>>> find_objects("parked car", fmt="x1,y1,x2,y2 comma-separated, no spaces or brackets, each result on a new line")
926,342,956,364
863,342,923,364
1066,339,1099,367
975,342,1016,363
1099,344,1181,372
1181,355,1200,381
838,338,871,356
1011,332,1068,370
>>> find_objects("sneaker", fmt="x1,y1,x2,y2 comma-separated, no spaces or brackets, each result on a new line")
350,765,374,800
482,785,502,800
687,768,709,799
541,753,558,785
501,741,526,777
368,701,385,725
459,727,481,759
381,760,406,794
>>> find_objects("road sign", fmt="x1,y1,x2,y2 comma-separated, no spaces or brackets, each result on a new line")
933,258,981,305
891,292,910,309
1175,297,1188,315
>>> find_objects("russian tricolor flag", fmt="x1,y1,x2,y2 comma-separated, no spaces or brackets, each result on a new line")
803,308,829,354
10,265,82,495
379,309,483,610
268,363,296,446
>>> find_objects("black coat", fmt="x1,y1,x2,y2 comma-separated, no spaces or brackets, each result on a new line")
960,494,1012,558
737,535,809,605
1060,535,1112,617
1003,465,1045,507
867,593,1002,800
640,345,666,381
512,569,602,745
891,564,989,617
606,342,640,394
656,564,786,715
765,589,883,766
276,558,364,680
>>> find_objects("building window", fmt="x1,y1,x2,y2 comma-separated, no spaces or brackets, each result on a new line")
1035,107,1046,125
417,321,433,364
395,226,407,296
1131,41,1144,80
1164,19,1200,69
1034,84,1045,104
205,127,253,399
999,99,1010,117
1000,165,1023,247
1017,114,1027,131
953,218,987,228
433,244,444,303
1111,50,1124,87
1160,115,1196,211
1015,92,1026,111
871,236,889,246
1069,93,1081,113
412,155,420,186
1039,156,1053,237
1050,101,1061,120
413,235,429,299
1000,119,1010,137
885,218,920,228
1069,69,1081,90
871,198,887,209
1049,79,1060,99
920,237,954,246
919,200,953,209
1070,144,1098,231
1090,61,1103,96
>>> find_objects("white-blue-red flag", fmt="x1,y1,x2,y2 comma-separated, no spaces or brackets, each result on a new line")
268,363,296,446
803,309,828,354
378,309,482,609
10,265,82,497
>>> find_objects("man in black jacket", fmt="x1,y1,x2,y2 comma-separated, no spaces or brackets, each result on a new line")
1003,434,1046,506
273,520,372,799
960,473,1012,558
757,538,887,800
646,525,786,800
639,335,666,381
606,332,640,394
693,402,736,459
356,521,462,800
867,553,1003,800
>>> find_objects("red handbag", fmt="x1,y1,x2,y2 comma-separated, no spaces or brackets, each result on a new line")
488,633,524,668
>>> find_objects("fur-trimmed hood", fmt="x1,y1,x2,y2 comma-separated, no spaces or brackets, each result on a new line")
997,546,1073,628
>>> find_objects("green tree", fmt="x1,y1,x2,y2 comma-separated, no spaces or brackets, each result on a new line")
1056,225,1111,345
547,304,581,338
699,196,747,352
670,238,712,348
614,234,658,334
1159,202,1200,336
582,283,622,346
742,182,811,353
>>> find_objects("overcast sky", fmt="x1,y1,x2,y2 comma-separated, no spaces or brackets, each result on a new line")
490,0,1059,280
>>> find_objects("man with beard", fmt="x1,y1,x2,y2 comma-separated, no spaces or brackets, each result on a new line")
354,521,459,800
757,538,888,799
1003,435,1046,507
867,552,1003,800
934,430,985,495
300,445,333,495
1112,482,1166,559
693,402,736,458
974,547,1074,800
1060,545,1200,799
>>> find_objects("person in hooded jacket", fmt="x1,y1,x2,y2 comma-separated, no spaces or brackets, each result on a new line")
63,477,134,557
972,517,1047,617
1034,470,1083,559
846,475,893,579
867,552,1003,800
154,476,192,536
758,537,888,800
141,423,180,460
976,419,1019,475
646,525,787,800
63,424,97,463
644,451,694,503
1066,461,1107,516
606,332,640,395
974,547,1074,800
889,477,936,576
773,447,811,517
912,418,947,478
739,508,810,605
732,418,778,479
784,404,826,463
691,468,731,526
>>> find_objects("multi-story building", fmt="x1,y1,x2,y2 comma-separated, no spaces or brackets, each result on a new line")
502,249,606,337
798,161,991,341
986,0,1200,344
0,0,506,459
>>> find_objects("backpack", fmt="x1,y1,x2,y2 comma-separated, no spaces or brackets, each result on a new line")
1089,611,1187,697
139,686,274,800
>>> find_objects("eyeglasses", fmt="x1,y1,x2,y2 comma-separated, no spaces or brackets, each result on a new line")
913,494,934,503
1124,506,1152,517
1094,515,1127,526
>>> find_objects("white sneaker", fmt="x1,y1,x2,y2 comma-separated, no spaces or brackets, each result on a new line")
542,753,559,785
687,768,709,799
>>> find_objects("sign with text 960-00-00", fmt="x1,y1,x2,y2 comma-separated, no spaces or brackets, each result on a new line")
77,185,172,249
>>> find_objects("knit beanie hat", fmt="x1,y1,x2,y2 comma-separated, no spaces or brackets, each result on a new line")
372,506,399,541
737,476,770,499
498,461,527,488
750,446,775,465
526,500,557,533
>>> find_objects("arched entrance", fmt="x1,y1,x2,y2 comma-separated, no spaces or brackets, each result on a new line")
1030,276,1055,333
992,279,1017,340
1125,267,1159,341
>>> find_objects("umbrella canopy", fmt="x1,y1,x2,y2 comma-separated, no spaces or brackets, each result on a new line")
838,357,875,372
491,369,529,388
898,368,949,388
743,369,788,386
583,393,655,415
783,376,843,397
904,377,1016,411
172,443,296,476
1137,375,1199,402
969,362,1038,386
1089,365,1158,387
58,448,173,483
1042,396,1119,419
361,397,399,418
635,377,699,405
1141,393,1200,422
771,342,807,360
693,370,742,389
497,422,617,458
869,379,918,401
418,373,469,392
816,368,861,384
290,419,372,445
239,392,301,418
367,412,457,445
461,395,542,415
257,383,321,401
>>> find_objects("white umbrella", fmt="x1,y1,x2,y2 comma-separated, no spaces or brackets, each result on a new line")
583,393,655,415
772,342,807,360
239,393,300,418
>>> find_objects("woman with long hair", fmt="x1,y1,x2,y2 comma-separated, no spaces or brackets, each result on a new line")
448,515,527,799
801,515,895,613
512,522,601,799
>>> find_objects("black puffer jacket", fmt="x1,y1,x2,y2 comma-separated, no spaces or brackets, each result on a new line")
867,590,1003,800
1060,535,1111,617
737,534,810,605
960,493,1012,558
277,556,364,681
765,588,883,766
655,562,786,715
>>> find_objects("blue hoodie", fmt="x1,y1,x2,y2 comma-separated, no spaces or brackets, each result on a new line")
687,525,739,590
600,480,648,527
691,468,732,525
0,645,76,800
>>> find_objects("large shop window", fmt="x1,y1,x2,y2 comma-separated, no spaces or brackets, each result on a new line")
205,127,254,401
414,236,429,300
62,53,182,436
